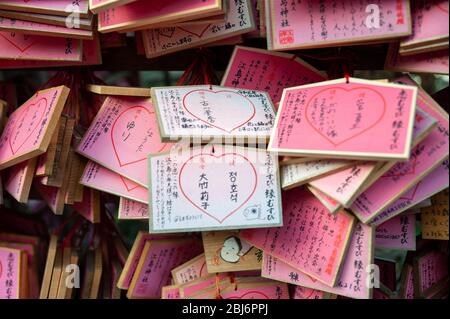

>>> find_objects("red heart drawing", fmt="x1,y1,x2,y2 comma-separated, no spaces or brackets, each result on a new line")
0,32,36,53
307,274,318,283
199,262,206,277
8,97,47,155
111,106,169,167
297,288,317,299
305,87,386,146
0,260,2,279
399,181,422,201
182,89,256,133
120,175,139,192
159,28,176,38
381,155,418,178
179,24,211,38
178,152,258,224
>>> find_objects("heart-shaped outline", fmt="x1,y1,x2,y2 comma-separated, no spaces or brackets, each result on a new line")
0,33,36,53
399,181,422,201
179,24,211,38
9,97,47,155
178,152,258,224
199,261,206,277
305,86,386,146
182,89,256,134
0,260,2,279
307,274,318,283
296,287,317,299
110,105,168,167
159,28,176,38
120,175,139,192
381,155,418,178
226,291,270,299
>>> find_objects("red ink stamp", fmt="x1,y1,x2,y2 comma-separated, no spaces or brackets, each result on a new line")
279,29,294,45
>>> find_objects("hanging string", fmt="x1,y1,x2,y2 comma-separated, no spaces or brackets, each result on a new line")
176,47,219,86
345,73,350,84
214,274,222,299
229,273,237,291
52,212,77,236
294,48,357,79
62,218,84,248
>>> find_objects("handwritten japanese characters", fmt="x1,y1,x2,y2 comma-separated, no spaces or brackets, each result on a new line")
421,204,449,240
118,198,149,220
80,161,148,204
0,247,26,299
142,0,254,58
149,145,282,233
241,187,355,286
375,215,416,250
76,96,172,187
0,32,82,61
98,0,224,33
269,78,418,161
221,46,326,103
262,221,374,299
127,238,203,299
151,85,275,143
266,0,411,50
0,86,69,170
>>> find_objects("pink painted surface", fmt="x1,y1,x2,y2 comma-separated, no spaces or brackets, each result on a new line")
404,265,415,299
0,247,21,299
309,186,341,213
91,0,136,7
73,187,96,223
80,161,147,203
4,160,31,199
309,108,436,206
35,178,59,212
118,198,148,220
181,273,230,298
375,215,416,250
118,233,184,289
221,282,289,299
351,83,449,222
292,286,327,299
221,46,326,103
387,49,449,75
309,162,376,206
0,86,66,166
269,0,411,49
0,38,101,69
0,17,92,38
240,187,354,286
0,31,81,61
77,96,172,187
142,0,254,58
417,250,449,294
98,0,218,30
262,222,373,299
0,0,88,14
403,0,449,45
271,79,417,158
371,159,449,226
129,239,203,298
